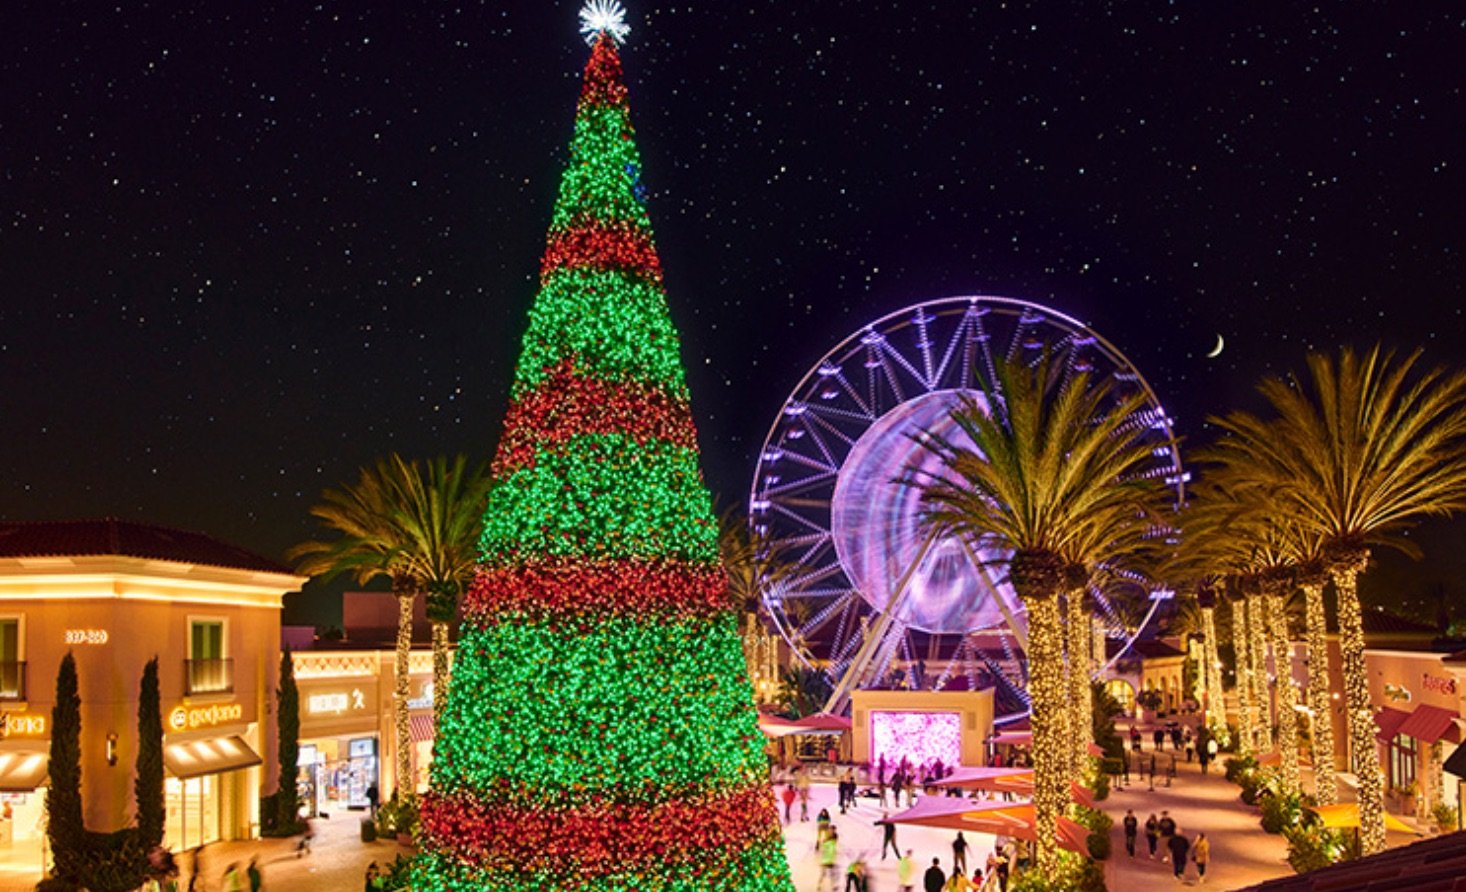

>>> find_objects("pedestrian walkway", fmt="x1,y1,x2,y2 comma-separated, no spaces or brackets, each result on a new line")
1101,743,1293,889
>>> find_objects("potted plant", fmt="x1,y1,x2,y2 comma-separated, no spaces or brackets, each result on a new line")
1396,780,1418,816
1431,802,1457,834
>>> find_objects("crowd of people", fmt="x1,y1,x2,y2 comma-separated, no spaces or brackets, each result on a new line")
1122,808,1211,882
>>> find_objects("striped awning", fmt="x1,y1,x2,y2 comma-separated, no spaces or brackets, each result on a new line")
164,735,261,780
409,713,435,743
0,750,48,792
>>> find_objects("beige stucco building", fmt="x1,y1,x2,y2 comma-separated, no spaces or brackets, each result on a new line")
0,519,304,854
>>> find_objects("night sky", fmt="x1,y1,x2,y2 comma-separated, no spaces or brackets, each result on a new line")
3,2,1463,627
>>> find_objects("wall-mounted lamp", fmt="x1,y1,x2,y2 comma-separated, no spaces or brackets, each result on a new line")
106,732,118,767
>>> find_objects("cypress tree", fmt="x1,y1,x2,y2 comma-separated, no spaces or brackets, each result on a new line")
46,652,83,873
134,657,164,849
276,647,301,830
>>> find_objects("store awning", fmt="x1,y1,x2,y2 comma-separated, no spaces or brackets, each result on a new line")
0,750,48,792
409,713,435,743
1307,803,1419,834
164,735,261,780
1375,707,1411,743
1398,704,1461,744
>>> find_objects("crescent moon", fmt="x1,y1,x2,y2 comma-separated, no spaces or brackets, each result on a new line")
1206,333,1225,359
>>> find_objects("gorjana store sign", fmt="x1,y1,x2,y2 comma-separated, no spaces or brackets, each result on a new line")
168,702,243,732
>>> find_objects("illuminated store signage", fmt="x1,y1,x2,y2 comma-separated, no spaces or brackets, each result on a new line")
1422,674,1458,696
63,629,109,645
308,689,367,715
168,702,243,732
0,714,47,737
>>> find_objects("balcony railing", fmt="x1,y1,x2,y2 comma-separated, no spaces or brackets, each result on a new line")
0,662,25,700
185,658,234,695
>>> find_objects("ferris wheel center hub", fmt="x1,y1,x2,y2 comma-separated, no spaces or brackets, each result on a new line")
829,388,1020,636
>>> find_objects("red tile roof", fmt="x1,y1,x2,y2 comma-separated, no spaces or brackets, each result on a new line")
0,519,291,575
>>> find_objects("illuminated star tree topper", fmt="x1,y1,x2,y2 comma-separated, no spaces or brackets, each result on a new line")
580,0,631,46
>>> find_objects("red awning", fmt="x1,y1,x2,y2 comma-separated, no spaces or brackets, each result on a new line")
1375,707,1411,743
1398,705,1460,744
409,713,435,743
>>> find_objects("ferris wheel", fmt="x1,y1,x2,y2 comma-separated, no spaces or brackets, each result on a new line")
749,296,1185,721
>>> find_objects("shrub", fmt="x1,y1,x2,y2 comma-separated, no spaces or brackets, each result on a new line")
377,794,420,840
1260,790,1313,834
1011,853,1106,892
1072,806,1113,861
1284,824,1351,874
1224,754,1258,784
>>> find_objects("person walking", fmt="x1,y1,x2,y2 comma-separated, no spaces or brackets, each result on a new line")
1157,809,1177,862
897,849,917,892
1198,738,1212,774
817,827,840,892
1153,728,1165,751
364,862,380,892
1122,809,1138,856
796,769,812,822
1130,726,1142,751
781,783,797,823
295,817,315,857
1144,813,1160,859
844,857,867,892
1167,830,1191,881
366,782,380,817
878,813,899,860
222,863,244,892
923,857,947,892
246,856,262,892
1193,832,1211,883
952,831,969,875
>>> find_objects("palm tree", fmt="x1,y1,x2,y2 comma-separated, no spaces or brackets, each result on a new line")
291,454,489,799
914,359,1167,879
1210,346,1466,853
393,455,492,722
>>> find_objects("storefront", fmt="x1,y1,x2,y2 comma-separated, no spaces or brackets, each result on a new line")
161,702,265,850
295,668,383,816
1365,649,1466,822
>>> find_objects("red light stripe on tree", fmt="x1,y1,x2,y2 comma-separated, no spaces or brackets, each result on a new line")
419,782,782,877
577,35,629,110
493,360,696,476
463,557,733,621
541,220,662,284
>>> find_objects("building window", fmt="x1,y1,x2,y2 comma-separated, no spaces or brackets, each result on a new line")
185,619,232,694
1389,733,1417,793
0,617,22,700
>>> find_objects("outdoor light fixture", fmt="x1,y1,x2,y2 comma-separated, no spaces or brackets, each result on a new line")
106,732,118,767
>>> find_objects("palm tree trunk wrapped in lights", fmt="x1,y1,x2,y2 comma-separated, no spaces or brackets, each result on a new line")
1064,588,1094,781
1197,586,1227,738
1300,572,1338,804
1331,550,1389,853
1229,587,1257,757
1015,564,1069,878
393,577,416,797
1246,593,1273,751
1264,584,1302,796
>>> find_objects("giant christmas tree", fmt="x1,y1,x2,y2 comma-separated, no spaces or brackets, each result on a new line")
412,7,795,891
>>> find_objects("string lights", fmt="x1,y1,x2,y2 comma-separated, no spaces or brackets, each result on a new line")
411,26,793,890
1300,578,1338,804
1333,560,1388,853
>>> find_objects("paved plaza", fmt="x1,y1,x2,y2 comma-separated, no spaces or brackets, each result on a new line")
0,745,1425,891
